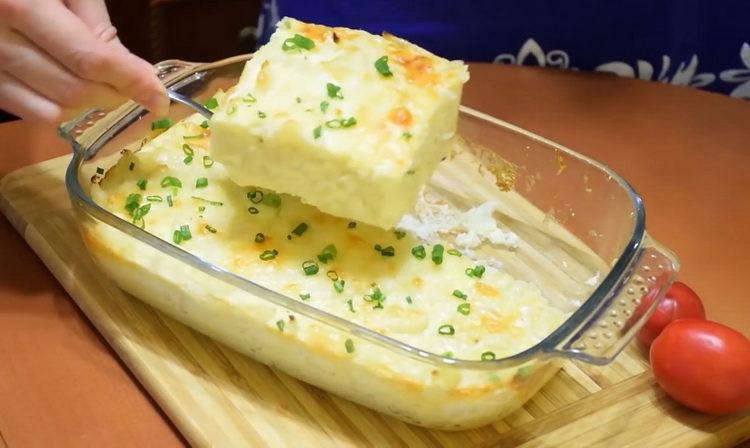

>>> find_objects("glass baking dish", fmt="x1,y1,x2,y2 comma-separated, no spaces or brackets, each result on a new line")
59,54,679,430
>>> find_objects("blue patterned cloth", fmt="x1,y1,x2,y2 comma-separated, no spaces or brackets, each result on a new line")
256,0,750,98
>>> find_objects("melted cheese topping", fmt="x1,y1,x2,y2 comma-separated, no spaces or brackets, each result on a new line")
90,108,568,361
209,17,469,228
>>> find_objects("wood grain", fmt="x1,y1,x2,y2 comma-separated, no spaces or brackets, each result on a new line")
1,155,748,447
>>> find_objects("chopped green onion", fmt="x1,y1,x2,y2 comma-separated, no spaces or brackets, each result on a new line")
183,155,193,165
457,302,471,315
195,177,208,188
291,222,308,236
411,245,426,259
313,125,322,139
242,93,257,104
125,193,141,215
302,260,319,275
254,233,265,243
374,56,393,77
96,167,105,175
431,244,444,265
128,162,135,171
248,206,259,215
345,338,355,353
205,224,217,233
402,132,413,140
405,296,413,304
406,169,416,175
347,221,357,229
172,225,192,244
151,118,172,130
191,196,223,206
363,286,386,309
262,192,281,207
326,82,343,99
447,248,462,257
167,195,173,207
346,299,355,313
326,270,339,281
202,155,214,168
146,195,162,202
394,230,406,240
200,120,209,129
276,320,285,331
295,97,301,103
465,265,486,279
258,111,267,119
374,244,382,252
319,101,329,113
380,246,395,257
325,117,357,129
299,293,311,301
248,190,263,203
452,289,468,300
333,278,345,293
203,97,218,109
438,324,455,335
259,249,278,261
481,351,496,361
182,144,194,157
198,206,206,213
160,176,182,188
136,178,147,190
132,203,151,225
317,244,337,263
282,33,315,51
442,351,454,358
227,105,237,115
183,134,205,140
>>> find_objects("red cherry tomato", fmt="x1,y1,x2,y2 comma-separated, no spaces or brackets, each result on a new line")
636,281,706,347
650,319,750,415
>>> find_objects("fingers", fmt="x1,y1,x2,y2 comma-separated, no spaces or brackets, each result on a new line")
4,0,168,115
0,71,61,122
64,0,115,39
0,26,127,112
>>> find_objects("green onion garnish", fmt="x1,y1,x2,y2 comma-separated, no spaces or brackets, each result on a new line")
202,156,214,168
363,285,386,309
313,125,322,139
347,221,357,229
248,190,263,203
96,167,105,175
325,117,357,129
402,132,413,140
200,120,209,129
320,101,329,113
380,246,395,257
346,299,355,313
198,206,206,213
227,105,237,115
195,177,208,188
262,192,281,207
406,169,416,175
345,338,355,354
282,33,315,51
160,176,182,188
146,195,162,202
184,155,193,165
172,225,192,244
167,195,173,207
333,279,345,293
442,351,454,358
132,204,151,225
205,224,217,233
191,196,223,206
242,94,257,104
128,162,135,171
151,118,172,130
136,178,147,190
394,230,406,240
447,248,462,257
457,302,471,315
411,245,426,259
203,97,218,109
406,296,413,304
374,244,382,252
374,56,393,77
182,143,196,156
465,265,486,279
254,233,265,243
276,320,285,331
295,97,301,103
183,134,205,140
258,111,266,119
125,193,141,215
302,260,319,275
326,270,339,281
291,222,308,236
248,207,259,215
326,82,343,99
317,244,337,263
438,324,455,335
299,293,310,301
452,289,468,300
481,351,496,361
431,244,444,265
259,249,278,261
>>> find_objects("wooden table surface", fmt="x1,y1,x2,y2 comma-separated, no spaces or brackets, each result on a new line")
1,63,748,447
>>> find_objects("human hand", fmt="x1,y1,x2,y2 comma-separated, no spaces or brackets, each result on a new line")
0,0,169,123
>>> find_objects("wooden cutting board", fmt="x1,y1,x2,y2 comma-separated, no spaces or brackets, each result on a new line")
1,155,748,448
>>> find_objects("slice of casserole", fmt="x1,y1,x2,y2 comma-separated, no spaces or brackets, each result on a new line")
209,17,470,229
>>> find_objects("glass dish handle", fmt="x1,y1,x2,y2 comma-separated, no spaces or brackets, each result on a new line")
551,234,680,364
58,59,203,152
